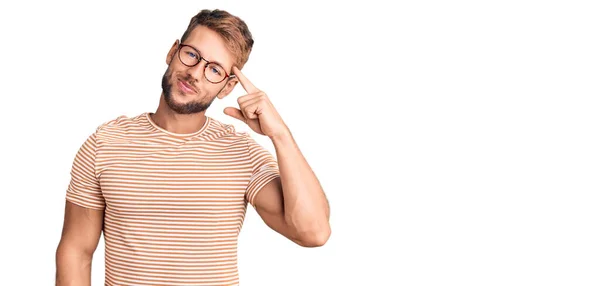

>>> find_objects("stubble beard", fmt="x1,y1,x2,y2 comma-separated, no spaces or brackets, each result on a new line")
161,67,217,115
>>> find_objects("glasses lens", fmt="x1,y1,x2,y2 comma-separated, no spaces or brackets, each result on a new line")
205,63,226,83
179,46,199,66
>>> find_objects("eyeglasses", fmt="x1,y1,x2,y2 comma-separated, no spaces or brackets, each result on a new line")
177,43,234,84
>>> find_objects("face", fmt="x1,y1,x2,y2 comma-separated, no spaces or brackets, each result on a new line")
161,26,238,114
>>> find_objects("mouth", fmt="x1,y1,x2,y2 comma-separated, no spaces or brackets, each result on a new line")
177,79,197,94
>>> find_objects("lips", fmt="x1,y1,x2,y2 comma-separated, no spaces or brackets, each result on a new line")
177,79,197,94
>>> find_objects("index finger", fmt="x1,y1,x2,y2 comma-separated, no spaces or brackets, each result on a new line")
232,66,259,93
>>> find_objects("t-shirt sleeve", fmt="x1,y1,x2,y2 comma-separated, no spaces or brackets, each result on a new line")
245,133,280,207
65,132,105,210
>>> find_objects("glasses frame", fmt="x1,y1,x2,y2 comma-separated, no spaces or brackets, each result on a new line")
176,43,235,84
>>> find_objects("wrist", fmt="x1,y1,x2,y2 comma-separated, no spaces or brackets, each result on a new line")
269,128,293,145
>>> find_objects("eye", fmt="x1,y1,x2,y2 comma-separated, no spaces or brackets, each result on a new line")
211,67,222,75
208,64,223,76
186,51,197,58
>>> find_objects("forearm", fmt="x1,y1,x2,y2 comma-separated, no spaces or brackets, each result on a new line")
271,129,330,244
55,245,93,286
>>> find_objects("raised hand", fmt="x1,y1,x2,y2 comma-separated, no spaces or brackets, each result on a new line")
223,66,289,139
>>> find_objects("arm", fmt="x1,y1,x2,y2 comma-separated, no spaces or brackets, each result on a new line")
57,127,106,285
253,130,331,247
224,66,330,247
55,201,104,286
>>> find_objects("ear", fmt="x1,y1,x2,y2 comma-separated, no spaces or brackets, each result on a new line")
216,77,239,99
166,40,179,65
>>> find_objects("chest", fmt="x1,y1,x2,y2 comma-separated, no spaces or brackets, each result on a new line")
95,142,253,213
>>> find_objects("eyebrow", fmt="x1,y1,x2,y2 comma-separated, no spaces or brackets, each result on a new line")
184,43,229,72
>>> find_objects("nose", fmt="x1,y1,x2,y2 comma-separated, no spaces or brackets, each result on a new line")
186,58,209,82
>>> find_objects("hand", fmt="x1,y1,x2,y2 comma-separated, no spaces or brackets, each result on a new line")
224,66,289,139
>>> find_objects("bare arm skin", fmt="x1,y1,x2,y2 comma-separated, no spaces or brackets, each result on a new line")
224,67,331,248
253,131,331,247
55,201,104,286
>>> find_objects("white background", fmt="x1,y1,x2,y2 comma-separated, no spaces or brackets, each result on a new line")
0,0,599,285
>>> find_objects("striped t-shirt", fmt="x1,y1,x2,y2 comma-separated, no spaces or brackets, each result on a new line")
65,112,280,286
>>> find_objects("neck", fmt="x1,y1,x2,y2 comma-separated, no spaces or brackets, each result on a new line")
150,95,208,134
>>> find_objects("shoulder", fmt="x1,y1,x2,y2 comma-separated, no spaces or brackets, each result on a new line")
93,113,147,140
205,116,252,141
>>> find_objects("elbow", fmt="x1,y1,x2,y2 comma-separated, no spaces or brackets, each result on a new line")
285,211,331,247
296,225,331,248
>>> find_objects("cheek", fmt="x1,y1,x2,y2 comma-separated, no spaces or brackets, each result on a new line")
201,85,221,97
200,80,227,94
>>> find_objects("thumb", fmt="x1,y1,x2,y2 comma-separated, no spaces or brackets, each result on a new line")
224,107,246,122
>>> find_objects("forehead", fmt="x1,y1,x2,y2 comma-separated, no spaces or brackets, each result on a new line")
183,25,235,69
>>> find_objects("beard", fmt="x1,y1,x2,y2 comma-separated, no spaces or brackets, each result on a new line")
161,67,217,114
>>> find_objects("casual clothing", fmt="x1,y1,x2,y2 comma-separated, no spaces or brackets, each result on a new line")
66,112,280,285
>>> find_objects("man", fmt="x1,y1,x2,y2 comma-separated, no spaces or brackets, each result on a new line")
55,9,330,286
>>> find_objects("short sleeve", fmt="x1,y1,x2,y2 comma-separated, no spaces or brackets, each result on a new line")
245,134,280,206
65,132,105,210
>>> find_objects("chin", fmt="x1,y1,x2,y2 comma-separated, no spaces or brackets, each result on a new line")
171,94,196,106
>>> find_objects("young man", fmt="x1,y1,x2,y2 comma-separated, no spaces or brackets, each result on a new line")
55,9,330,286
